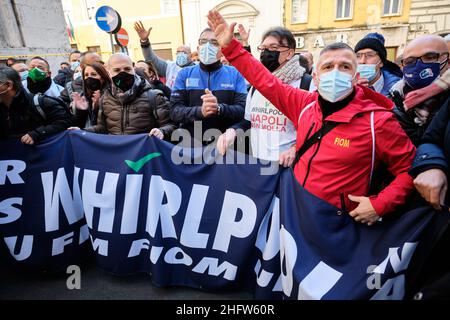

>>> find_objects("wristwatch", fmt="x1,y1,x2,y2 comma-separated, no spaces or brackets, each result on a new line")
217,105,221,115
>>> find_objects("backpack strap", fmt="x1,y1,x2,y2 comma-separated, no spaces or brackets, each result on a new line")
32,94,47,121
65,81,74,101
291,121,341,168
249,86,257,99
300,74,312,91
146,89,162,120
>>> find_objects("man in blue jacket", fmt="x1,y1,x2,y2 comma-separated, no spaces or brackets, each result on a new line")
170,28,247,145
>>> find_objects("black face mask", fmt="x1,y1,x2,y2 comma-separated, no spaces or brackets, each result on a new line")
260,50,281,72
27,76,52,94
85,77,102,92
112,72,135,92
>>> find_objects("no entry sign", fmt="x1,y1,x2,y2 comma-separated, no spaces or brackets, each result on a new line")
115,28,129,47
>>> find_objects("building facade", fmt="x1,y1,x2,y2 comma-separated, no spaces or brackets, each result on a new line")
0,0,71,73
284,0,412,62
182,0,284,58
408,0,450,40
61,0,185,62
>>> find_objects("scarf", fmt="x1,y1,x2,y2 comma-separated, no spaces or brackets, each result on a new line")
273,55,305,84
403,69,450,110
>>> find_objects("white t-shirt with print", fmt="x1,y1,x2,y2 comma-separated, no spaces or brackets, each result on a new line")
245,78,301,161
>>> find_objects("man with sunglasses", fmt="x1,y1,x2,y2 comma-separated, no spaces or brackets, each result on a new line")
391,35,450,146
170,28,247,145
354,33,402,97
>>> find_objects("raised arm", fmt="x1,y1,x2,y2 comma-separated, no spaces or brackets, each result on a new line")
134,21,168,78
207,10,315,124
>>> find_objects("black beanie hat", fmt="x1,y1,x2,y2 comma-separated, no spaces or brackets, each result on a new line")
354,32,387,63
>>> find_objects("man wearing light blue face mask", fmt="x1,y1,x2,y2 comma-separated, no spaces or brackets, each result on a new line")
11,62,28,81
170,27,247,144
134,21,195,89
54,51,81,88
208,10,416,225
354,33,402,97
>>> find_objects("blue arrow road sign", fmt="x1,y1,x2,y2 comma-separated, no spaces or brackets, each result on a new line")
95,6,121,33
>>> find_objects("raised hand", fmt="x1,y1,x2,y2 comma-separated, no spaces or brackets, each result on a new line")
207,10,236,48
92,90,101,109
72,92,88,110
237,24,251,47
134,21,152,42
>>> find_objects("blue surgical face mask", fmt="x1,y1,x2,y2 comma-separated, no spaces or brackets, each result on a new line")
71,61,80,71
357,63,379,82
19,70,29,81
403,60,440,90
318,69,355,103
199,42,219,65
176,52,189,67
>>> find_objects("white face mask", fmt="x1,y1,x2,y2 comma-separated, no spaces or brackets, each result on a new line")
199,42,219,65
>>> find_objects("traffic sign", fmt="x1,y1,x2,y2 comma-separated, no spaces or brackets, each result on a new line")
95,6,121,33
115,28,129,47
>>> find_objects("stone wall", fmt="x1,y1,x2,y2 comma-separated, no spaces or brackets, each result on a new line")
0,0,71,73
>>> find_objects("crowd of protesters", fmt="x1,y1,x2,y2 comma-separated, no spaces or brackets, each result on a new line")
2,9,450,299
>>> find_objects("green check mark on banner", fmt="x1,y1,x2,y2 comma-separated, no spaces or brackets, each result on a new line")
125,152,162,173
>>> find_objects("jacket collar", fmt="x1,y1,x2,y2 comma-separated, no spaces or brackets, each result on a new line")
323,85,394,123
199,60,222,72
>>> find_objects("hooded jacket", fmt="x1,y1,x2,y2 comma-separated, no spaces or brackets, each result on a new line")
222,39,416,216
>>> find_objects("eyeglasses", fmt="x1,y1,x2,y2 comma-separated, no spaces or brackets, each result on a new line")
356,51,378,60
257,44,290,52
402,52,449,67
198,39,220,47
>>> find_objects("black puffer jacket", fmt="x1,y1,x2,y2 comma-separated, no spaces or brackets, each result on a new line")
390,80,450,146
410,96,450,178
0,88,71,142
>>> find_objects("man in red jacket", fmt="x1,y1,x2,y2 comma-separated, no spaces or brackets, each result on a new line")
207,11,416,226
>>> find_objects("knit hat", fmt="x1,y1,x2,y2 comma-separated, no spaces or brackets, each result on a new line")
354,32,387,63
